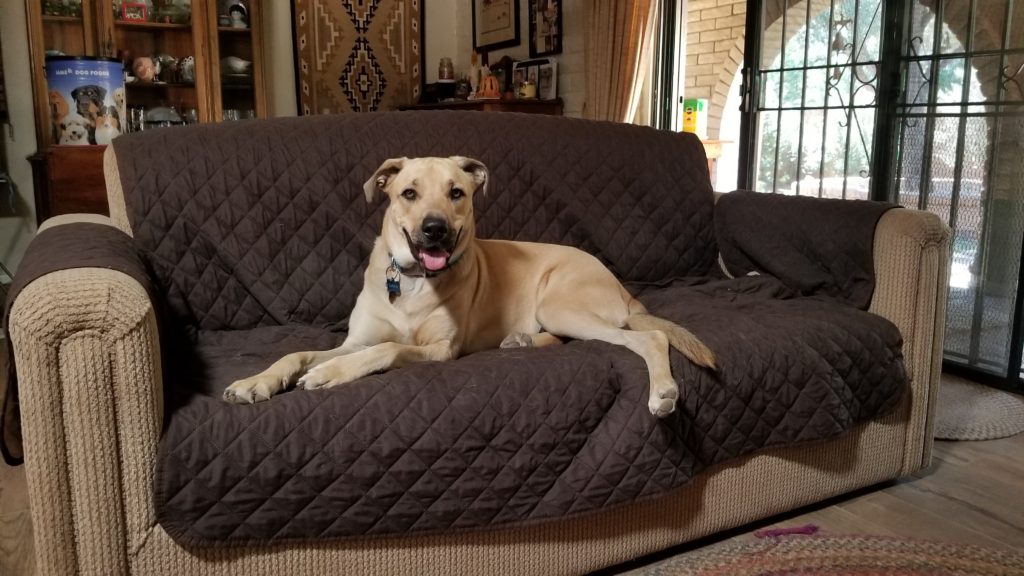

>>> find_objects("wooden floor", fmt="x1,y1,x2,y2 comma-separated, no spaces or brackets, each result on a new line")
0,370,1022,576
608,401,1024,574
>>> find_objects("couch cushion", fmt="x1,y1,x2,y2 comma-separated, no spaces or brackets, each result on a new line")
111,112,716,332
715,190,897,309
155,275,906,546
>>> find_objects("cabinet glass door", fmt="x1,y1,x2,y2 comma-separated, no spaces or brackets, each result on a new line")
113,0,208,128
33,0,98,147
40,0,93,56
208,1,264,121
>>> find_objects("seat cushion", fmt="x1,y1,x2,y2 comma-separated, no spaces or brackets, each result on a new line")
155,275,906,546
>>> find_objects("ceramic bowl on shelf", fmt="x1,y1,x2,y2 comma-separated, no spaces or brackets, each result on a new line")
144,106,185,128
220,56,252,75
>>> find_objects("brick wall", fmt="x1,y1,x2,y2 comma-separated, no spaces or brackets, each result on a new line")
684,0,831,139
685,0,746,139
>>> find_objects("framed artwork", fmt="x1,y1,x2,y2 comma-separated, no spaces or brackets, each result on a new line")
473,0,520,52
514,58,557,100
121,2,148,22
528,0,561,57
293,0,423,113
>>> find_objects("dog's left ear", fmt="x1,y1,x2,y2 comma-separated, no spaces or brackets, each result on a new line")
451,156,489,196
364,157,407,203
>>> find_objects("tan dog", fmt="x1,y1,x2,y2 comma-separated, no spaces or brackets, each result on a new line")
224,157,715,417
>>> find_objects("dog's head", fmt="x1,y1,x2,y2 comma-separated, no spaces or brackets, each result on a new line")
95,106,120,130
58,112,92,145
364,156,488,273
112,87,126,108
71,85,106,117
48,90,70,119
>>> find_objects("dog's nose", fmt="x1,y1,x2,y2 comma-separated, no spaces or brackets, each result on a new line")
421,217,449,242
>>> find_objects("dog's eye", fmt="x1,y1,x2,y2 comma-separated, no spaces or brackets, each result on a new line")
400,189,417,201
450,188,465,200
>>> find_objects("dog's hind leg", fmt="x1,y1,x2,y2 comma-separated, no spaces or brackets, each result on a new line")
535,307,679,418
626,313,716,369
500,332,563,349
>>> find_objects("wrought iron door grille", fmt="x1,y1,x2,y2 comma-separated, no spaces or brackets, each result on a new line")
890,0,1024,378
754,0,885,199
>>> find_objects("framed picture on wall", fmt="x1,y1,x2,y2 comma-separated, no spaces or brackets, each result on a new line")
473,0,521,52
528,0,562,57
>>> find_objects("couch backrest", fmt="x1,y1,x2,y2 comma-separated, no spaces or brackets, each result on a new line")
111,111,716,330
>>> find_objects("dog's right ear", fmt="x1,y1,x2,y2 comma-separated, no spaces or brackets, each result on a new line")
363,157,407,203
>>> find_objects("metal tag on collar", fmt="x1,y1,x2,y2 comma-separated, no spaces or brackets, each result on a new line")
386,262,401,303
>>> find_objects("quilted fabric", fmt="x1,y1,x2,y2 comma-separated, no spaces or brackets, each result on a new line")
715,191,897,309
108,112,907,545
155,276,906,544
111,112,717,332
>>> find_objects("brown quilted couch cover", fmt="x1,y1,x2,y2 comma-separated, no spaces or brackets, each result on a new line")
100,112,907,546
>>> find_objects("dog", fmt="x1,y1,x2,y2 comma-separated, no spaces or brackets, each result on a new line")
48,90,70,142
70,84,106,124
112,87,126,115
57,112,92,145
94,106,121,145
223,157,716,417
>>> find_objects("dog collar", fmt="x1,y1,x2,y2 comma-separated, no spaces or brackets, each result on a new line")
386,251,465,302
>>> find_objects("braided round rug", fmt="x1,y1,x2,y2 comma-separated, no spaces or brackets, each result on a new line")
935,376,1024,441
631,534,1024,575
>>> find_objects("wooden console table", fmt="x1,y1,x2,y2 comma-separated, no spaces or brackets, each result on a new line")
29,146,109,225
399,98,563,115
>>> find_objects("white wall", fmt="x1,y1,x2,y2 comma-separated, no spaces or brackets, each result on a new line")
424,0,584,117
0,1,39,273
264,2,297,117
424,2,463,84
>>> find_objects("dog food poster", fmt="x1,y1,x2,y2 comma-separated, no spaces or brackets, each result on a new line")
46,58,126,146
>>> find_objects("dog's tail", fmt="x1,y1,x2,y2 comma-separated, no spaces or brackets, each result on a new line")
627,313,716,370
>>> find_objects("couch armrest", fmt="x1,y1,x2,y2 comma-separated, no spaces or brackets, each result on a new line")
869,208,950,474
714,192,950,475
8,216,163,575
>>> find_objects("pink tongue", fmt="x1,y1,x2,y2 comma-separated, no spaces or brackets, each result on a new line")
419,249,449,271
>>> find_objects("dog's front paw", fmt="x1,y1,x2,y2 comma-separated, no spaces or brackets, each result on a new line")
224,374,288,404
296,359,348,390
648,380,679,418
500,332,534,348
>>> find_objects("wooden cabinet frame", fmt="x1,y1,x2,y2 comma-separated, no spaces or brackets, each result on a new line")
25,0,267,148
25,0,268,223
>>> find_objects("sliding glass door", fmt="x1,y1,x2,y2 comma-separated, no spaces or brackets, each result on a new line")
890,0,1024,387
740,0,1024,391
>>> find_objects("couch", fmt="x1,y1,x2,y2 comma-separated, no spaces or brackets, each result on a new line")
6,111,949,575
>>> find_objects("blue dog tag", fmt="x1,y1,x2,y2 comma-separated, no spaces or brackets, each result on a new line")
386,262,401,303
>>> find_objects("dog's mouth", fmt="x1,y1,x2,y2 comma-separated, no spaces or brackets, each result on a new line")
418,247,451,272
403,229,458,272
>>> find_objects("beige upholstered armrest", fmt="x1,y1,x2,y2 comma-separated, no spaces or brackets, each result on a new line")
8,216,163,575
869,208,951,473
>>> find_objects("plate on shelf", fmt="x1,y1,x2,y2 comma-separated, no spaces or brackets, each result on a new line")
221,73,253,86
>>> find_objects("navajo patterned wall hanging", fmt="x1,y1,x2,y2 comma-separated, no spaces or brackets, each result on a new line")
295,0,422,114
